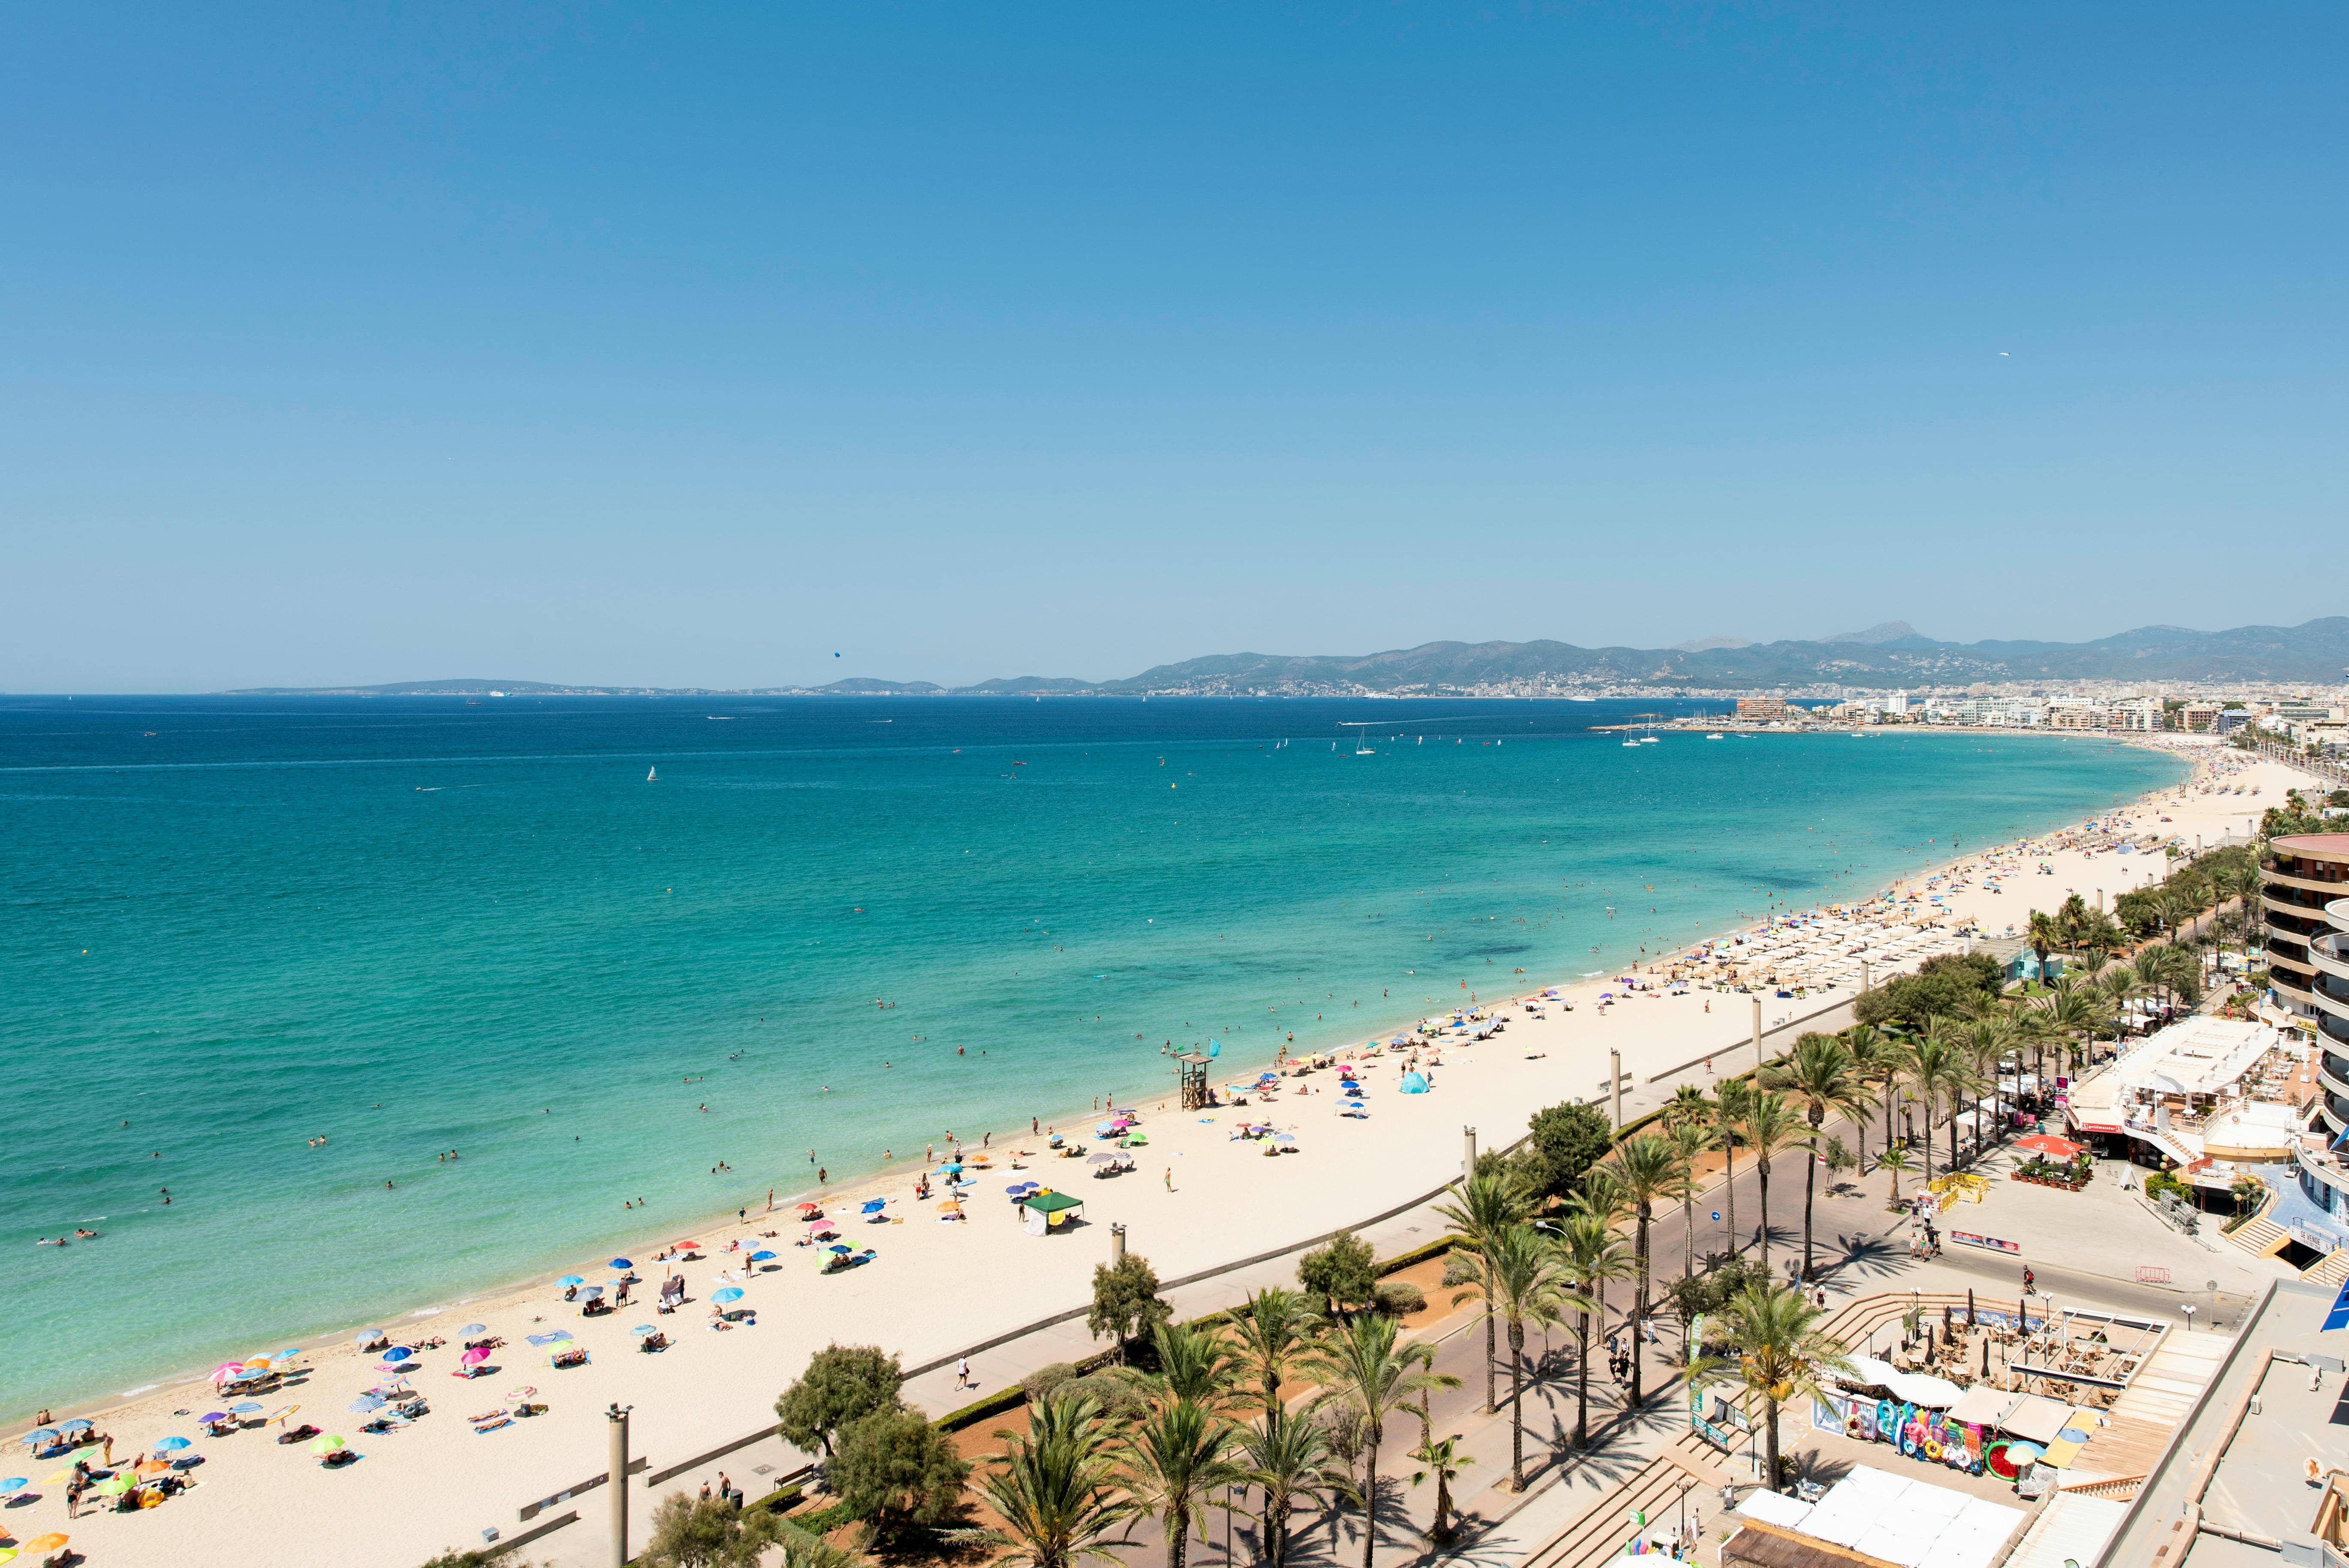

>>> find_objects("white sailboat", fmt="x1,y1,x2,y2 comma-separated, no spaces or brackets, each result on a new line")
647,766,658,781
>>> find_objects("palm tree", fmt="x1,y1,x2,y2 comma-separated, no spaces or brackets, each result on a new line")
1234,1411,1352,1568
1737,1089,1807,1276
2026,910,2062,985
976,1391,1140,1568
1134,1321,1242,1409
1434,1172,1532,1414
1875,1144,1911,1206
1605,1134,1690,1407
1226,1287,1320,1428
1957,1017,2015,1163
1407,1434,1473,1544
1477,1223,1577,1489
1714,1077,1753,1257
1901,1032,1968,1187
1762,1033,1870,1281
1691,1281,1855,1493
1841,1024,1900,1174
1553,1211,1632,1451
1663,1118,1716,1280
1118,1399,1243,1568
2095,968,2142,1060
1299,1313,1455,1568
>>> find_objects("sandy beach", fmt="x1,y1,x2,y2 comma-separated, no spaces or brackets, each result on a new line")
11,733,2310,1568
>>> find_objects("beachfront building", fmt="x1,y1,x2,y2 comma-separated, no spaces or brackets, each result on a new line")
2262,834,2349,1228
1736,695,1794,722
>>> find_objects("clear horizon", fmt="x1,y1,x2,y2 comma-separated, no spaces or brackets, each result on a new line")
4,6,2346,692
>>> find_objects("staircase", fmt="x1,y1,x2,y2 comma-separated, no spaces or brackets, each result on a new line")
2304,1247,2349,1288
1519,1438,1727,1568
2223,1212,2288,1258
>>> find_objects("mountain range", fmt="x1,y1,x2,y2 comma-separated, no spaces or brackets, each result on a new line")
229,617,2349,698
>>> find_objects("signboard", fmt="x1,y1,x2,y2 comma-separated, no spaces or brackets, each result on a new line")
1951,1230,2021,1254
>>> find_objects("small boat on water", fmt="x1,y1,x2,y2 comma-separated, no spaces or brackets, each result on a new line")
647,766,658,782
1705,733,1724,740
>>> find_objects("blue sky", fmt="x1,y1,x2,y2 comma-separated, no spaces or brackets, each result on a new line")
4,4,2344,690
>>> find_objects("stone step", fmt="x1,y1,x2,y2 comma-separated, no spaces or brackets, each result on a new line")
2223,1215,2287,1257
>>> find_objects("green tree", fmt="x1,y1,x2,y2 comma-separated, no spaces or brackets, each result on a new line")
1434,1172,1535,1412
1236,1410,1353,1568
1130,1320,1241,1408
1604,1134,1689,1408
1225,1285,1321,1426
1089,1254,1173,1363
639,1493,784,1568
1554,1212,1631,1449
1846,1026,1908,1179
1663,1117,1717,1282
1301,1313,1455,1566
775,1343,905,1457
2026,910,2062,985
1481,1223,1578,1486
1691,1281,1855,1494
1874,1144,1912,1206
1524,1099,1613,1199
1762,1032,1870,1281
1297,1230,1379,1318
1408,1434,1475,1544
832,1404,973,1542
1713,1078,1751,1257
1900,1033,1970,1188
971,1391,1137,1568
1117,1400,1242,1568
1736,1089,1807,1277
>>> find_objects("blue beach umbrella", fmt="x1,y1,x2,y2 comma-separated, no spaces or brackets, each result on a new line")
1095,1122,1116,1136
229,1402,264,1414
57,1421,92,1433
608,1258,632,1270
154,1436,190,1453
631,1325,658,1337
859,1199,885,1214
749,1250,776,1262
557,1275,585,1287
348,1397,384,1414
461,1324,487,1335
712,1287,745,1305
21,1430,57,1446
0,1478,25,1493
827,1244,853,1255
380,1347,415,1364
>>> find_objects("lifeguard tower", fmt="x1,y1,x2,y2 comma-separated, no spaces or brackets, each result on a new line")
1175,1052,1212,1111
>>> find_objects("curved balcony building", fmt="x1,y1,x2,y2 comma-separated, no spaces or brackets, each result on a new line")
2270,837,2349,1215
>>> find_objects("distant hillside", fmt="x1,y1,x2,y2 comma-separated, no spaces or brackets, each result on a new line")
224,617,2349,698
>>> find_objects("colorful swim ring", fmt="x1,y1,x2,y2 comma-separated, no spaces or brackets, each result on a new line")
1924,1438,1942,1461
1845,1413,1863,1438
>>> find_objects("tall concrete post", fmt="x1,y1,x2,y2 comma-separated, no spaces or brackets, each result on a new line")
1463,1126,1477,1179
607,1403,631,1568
1610,1049,1622,1128
1861,961,1871,996
1110,1222,1126,1266
1751,995,1763,1073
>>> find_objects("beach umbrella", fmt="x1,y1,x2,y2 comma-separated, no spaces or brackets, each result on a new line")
348,1397,385,1414
859,1199,885,1214
308,1435,347,1457
0,1478,24,1493
461,1323,487,1335
1086,1152,1116,1164
1122,1134,1148,1146
229,1401,263,1414
0,1548,17,1565
795,1202,821,1212
749,1250,776,1262
608,1258,632,1269
154,1436,190,1453
461,1347,490,1365
827,1244,853,1254
557,1275,584,1288
672,1240,702,1250
938,1201,963,1214
20,1428,57,1445
206,1364,245,1385
22,1537,67,1556
712,1287,745,1305
380,1347,415,1364
1094,1122,1116,1136
1004,1182,1036,1194
93,1473,135,1496
197,1412,227,1426
577,1285,604,1299
631,1324,658,1337
57,1420,92,1434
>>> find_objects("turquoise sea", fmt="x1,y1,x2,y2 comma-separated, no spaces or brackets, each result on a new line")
0,696,2181,1415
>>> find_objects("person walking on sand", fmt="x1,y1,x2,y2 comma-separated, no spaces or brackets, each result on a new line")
1164,1166,1173,1192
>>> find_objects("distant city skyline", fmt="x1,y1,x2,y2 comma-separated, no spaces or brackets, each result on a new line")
4,6,2346,692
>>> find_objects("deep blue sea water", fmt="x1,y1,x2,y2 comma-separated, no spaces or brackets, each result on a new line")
0,696,2180,1414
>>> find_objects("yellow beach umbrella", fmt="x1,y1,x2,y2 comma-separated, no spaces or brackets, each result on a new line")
23,1535,67,1554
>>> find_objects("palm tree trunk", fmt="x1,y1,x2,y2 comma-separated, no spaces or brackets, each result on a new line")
1483,1308,1497,1414
1361,1440,1378,1568
1757,1155,1772,1273
1802,1113,1821,1281
1574,1311,1591,1449
1170,1504,1189,1568
1508,1320,1527,1490
1631,1209,1650,1409
1683,1190,1695,1281
1724,1139,1739,1256
1763,1395,1782,1493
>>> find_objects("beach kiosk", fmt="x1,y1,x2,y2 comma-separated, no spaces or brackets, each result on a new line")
1022,1190,1085,1236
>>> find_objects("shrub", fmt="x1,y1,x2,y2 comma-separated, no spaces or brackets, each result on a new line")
1062,1372,1152,1422
1524,1101,1612,1199
1298,1230,1379,1315
1020,1362,1079,1402
1373,1280,1427,1317
1087,1254,1173,1362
